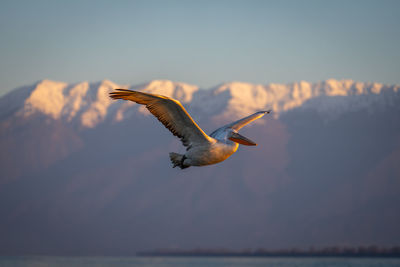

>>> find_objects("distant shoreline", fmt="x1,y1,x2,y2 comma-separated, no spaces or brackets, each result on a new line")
137,246,400,258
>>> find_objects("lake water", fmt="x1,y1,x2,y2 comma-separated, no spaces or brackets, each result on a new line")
0,256,400,267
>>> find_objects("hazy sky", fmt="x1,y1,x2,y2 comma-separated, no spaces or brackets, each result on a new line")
1,0,400,95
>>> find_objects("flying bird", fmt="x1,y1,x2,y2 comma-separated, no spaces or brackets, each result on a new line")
109,89,270,169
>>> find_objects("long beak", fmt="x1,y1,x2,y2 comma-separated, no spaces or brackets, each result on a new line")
228,132,257,146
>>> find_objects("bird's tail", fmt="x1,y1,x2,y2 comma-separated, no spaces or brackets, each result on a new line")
169,152,188,169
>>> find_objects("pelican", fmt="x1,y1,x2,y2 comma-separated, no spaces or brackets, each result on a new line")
109,89,270,169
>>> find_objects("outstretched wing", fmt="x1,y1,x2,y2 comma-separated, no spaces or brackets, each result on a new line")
109,89,212,148
224,110,271,131
209,110,271,139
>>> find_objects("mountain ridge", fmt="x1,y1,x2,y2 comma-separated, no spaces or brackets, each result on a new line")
2,79,399,128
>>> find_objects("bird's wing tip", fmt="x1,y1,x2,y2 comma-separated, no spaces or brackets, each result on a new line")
255,110,271,115
109,89,134,99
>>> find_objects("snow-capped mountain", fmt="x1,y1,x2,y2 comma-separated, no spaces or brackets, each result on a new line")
0,79,399,256
3,79,399,128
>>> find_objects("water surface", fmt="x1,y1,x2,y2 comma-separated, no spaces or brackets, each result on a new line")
1,256,399,267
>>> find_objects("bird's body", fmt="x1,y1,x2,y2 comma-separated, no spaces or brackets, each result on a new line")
109,89,270,169
182,137,238,167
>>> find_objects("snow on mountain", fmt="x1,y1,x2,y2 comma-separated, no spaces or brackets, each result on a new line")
79,80,121,128
23,80,68,119
208,79,400,120
8,79,198,128
3,79,399,128
135,80,198,103
297,80,399,116
189,79,399,126
128,80,199,122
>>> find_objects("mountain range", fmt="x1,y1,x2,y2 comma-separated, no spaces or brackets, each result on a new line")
0,79,399,256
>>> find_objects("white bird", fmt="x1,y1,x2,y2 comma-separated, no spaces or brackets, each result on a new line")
109,89,270,169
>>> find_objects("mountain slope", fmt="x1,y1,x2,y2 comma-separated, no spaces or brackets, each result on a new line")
0,79,399,255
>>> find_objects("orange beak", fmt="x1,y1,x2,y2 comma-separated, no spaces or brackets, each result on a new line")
228,132,257,146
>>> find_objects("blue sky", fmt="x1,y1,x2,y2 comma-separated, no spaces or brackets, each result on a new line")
1,0,400,95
